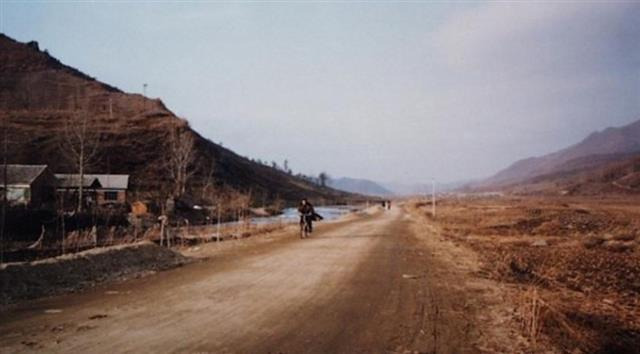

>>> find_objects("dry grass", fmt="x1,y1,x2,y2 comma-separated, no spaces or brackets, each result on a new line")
411,196,640,353
521,286,544,344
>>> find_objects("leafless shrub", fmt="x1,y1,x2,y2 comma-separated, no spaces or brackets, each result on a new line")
520,287,545,344
62,227,96,252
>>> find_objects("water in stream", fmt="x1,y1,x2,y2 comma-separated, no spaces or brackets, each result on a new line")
237,205,358,226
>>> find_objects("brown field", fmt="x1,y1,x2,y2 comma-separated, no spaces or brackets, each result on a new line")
408,196,640,353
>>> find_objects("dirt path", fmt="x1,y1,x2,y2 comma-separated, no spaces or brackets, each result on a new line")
0,207,488,353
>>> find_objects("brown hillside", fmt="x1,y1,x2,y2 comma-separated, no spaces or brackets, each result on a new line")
495,153,640,196
480,119,640,188
0,34,356,205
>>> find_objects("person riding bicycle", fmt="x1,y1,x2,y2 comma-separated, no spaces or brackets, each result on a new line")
298,198,321,233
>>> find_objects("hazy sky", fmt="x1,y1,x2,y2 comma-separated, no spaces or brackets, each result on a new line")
3,1,639,184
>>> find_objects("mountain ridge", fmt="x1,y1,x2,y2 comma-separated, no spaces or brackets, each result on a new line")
480,119,640,188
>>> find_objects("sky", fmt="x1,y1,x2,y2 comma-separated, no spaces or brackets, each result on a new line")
2,1,639,185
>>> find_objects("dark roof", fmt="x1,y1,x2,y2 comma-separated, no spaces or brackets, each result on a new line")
54,174,128,189
84,174,129,189
0,165,48,186
54,174,102,189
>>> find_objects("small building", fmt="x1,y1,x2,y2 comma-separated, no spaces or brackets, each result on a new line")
55,174,129,206
0,164,56,207
89,174,129,205
55,174,102,207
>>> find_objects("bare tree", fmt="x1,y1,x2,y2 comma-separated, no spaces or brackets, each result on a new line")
200,157,218,227
59,111,101,212
201,157,216,201
166,120,195,199
284,159,292,174
318,172,329,187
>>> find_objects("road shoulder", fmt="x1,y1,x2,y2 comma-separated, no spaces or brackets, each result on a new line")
405,203,533,353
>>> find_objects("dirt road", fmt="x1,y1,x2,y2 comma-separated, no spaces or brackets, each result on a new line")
0,207,487,353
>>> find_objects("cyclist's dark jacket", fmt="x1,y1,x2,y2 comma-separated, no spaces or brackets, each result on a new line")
298,203,315,216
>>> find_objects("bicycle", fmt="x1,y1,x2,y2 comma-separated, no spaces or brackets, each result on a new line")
300,213,312,239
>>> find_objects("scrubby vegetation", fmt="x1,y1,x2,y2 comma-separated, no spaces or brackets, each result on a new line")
411,196,640,353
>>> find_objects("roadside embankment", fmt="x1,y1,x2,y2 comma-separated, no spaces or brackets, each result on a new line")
0,241,189,307
0,205,368,308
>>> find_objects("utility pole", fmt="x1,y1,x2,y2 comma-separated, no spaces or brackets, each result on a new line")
0,114,7,263
431,178,436,218
217,202,221,242
109,96,113,119
142,83,148,110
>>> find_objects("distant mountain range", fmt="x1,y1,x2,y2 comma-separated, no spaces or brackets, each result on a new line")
470,119,640,195
0,34,356,204
328,177,393,197
382,180,471,196
328,177,470,197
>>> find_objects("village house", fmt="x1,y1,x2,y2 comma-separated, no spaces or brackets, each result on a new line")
55,174,130,207
0,164,56,208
